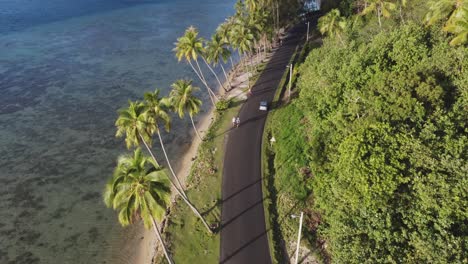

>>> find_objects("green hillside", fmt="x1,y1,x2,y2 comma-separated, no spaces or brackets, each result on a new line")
265,0,467,262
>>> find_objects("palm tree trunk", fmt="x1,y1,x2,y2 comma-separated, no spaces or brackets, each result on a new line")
190,115,203,141
244,52,251,89
150,216,173,264
138,133,187,198
276,2,280,32
188,60,216,106
220,64,231,91
249,52,255,74
257,47,261,65
399,3,404,23
138,133,212,234
180,191,213,233
238,50,245,72
195,59,219,100
229,56,235,71
378,8,382,28
201,56,225,92
156,131,185,193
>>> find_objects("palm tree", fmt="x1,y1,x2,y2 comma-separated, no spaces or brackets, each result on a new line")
318,9,347,41
143,89,183,191
230,20,254,88
115,100,213,233
251,9,272,61
174,26,217,106
103,149,173,264
361,0,397,28
444,6,468,46
115,101,155,152
425,0,468,46
170,80,203,141
206,34,232,91
397,0,408,22
425,0,465,25
217,18,237,70
245,0,258,13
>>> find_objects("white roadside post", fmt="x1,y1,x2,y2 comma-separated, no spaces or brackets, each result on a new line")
286,64,293,100
270,136,276,147
291,212,304,264
306,21,310,42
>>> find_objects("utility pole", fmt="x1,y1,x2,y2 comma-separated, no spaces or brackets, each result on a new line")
306,21,310,42
291,212,304,264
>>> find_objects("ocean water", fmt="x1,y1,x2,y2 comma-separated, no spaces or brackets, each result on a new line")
0,0,235,263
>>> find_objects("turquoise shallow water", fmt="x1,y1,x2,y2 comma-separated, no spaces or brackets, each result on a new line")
0,1,235,263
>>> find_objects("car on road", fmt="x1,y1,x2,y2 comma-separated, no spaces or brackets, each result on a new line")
259,101,268,111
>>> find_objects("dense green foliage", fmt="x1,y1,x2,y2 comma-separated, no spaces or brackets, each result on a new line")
298,22,467,262
267,1,467,263
301,24,466,263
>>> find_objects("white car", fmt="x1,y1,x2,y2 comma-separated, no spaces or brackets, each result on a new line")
259,101,268,111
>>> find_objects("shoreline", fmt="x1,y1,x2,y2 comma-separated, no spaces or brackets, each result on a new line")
134,47,275,263
135,64,238,264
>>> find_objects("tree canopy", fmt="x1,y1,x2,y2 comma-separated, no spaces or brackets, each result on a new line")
296,23,467,262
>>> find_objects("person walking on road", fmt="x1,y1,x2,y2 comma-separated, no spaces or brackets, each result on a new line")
235,117,240,128
232,116,236,128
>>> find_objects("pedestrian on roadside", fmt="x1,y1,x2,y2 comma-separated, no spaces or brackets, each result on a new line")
236,117,240,128
232,116,236,127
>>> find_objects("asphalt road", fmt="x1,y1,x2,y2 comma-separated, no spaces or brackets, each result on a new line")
220,25,305,264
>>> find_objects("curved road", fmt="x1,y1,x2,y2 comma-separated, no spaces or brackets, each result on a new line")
220,25,305,264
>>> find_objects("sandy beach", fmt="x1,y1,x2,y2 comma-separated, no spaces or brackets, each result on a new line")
131,48,276,264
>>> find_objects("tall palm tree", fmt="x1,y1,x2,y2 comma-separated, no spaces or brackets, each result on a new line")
425,0,465,25
115,101,155,152
115,100,213,233
230,20,254,88
174,26,217,106
143,89,183,191
318,9,347,41
103,149,173,264
251,9,272,61
444,6,468,45
397,0,408,22
216,18,236,69
425,0,468,46
206,34,232,91
170,80,203,141
245,0,258,13
361,0,397,28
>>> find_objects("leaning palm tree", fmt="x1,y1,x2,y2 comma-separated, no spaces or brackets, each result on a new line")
318,9,347,40
115,100,213,233
103,149,173,264
174,26,217,105
360,0,397,28
230,20,254,88
206,34,232,91
425,0,465,25
115,101,155,155
425,0,468,46
397,0,408,22
170,80,203,141
143,89,184,191
217,18,237,69
444,6,468,46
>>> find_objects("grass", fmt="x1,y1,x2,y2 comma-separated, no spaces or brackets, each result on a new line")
159,99,243,263
261,33,326,263
159,39,301,264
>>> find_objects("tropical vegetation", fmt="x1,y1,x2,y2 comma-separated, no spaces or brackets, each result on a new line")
264,0,467,263
103,149,173,263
